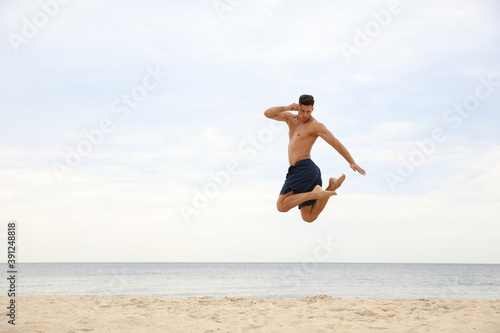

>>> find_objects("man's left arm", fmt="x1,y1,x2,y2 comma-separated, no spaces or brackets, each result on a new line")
317,123,366,175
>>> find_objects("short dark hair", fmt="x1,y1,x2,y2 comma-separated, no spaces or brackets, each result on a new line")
299,94,314,106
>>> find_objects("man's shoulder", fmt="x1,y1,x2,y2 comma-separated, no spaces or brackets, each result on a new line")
309,117,325,129
314,119,328,129
285,113,299,125
310,119,332,136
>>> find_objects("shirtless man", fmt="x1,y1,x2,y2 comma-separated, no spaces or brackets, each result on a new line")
264,94,366,223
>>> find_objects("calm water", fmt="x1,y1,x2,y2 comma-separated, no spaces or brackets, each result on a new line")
2,263,499,299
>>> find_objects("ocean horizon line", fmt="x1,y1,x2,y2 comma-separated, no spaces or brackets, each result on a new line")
6,261,500,265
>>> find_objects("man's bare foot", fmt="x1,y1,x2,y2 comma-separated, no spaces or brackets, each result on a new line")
312,185,337,199
328,174,346,192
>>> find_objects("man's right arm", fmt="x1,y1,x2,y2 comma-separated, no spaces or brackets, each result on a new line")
264,103,298,122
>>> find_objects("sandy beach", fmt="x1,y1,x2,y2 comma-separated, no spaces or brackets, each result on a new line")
1,296,499,333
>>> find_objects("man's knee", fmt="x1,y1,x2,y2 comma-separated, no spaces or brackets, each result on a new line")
302,215,317,223
301,208,317,223
276,202,290,213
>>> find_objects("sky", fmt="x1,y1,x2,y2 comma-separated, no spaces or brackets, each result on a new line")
1,0,499,263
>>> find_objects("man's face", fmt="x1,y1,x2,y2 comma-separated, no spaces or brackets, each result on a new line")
298,104,313,123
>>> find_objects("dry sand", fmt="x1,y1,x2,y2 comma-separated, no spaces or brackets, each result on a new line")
1,295,499,333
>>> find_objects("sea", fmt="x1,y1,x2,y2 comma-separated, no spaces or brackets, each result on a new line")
2,263,499,299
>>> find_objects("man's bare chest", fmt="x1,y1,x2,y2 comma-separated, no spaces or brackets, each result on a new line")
289,123,316,141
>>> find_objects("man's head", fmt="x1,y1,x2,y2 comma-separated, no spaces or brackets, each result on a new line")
298,94,314,123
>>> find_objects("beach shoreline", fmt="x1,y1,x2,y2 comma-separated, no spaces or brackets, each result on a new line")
1,295,499,332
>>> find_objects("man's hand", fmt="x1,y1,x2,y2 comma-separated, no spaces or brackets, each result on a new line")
286,103,300,111
350,163,366,175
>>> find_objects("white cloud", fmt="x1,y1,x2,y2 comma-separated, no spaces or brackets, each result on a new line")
111,130,166,146
370,121,419,139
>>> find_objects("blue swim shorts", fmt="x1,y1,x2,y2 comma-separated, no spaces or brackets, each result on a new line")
279,159,322,209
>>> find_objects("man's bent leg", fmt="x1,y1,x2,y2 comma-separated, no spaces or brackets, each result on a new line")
277,186,335,213
300,197,331,223
300,174,346,223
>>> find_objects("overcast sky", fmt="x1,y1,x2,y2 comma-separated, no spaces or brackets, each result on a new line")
1,0,499,263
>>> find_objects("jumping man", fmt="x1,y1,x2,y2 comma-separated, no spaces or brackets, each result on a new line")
264,94,366,223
